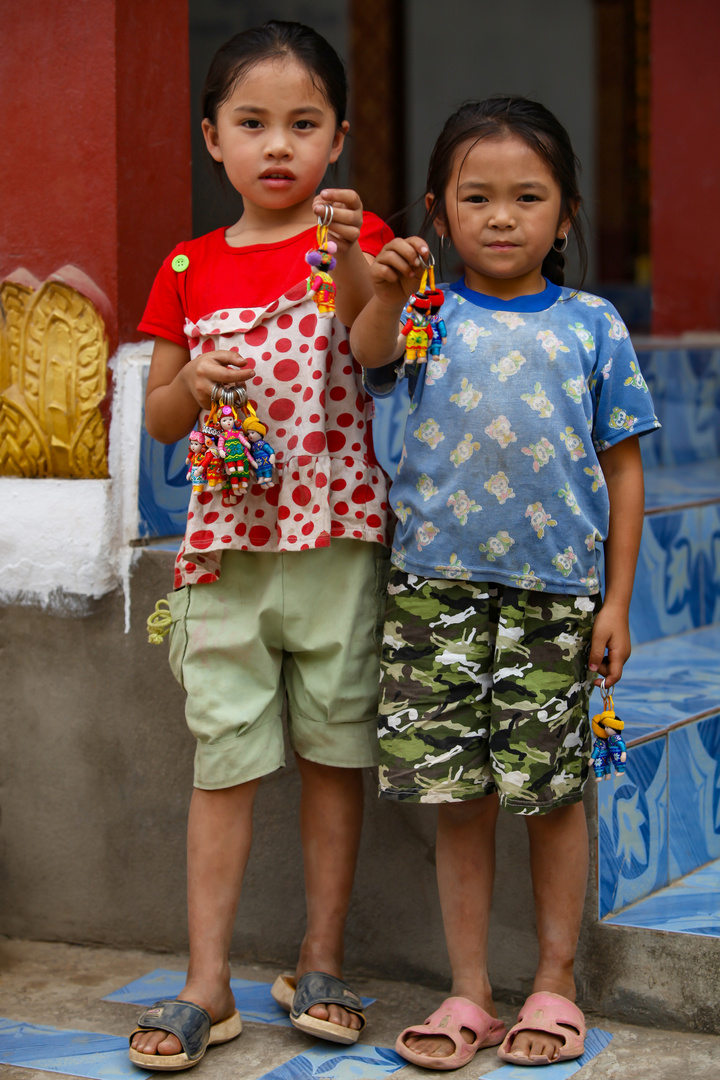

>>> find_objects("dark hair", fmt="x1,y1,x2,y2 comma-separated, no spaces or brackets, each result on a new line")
202,19,347,131
424,96,587,286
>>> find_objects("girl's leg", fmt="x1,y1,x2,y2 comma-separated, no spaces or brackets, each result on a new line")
404,793,501,1060
510,800,588,1063
131,779,261,1056
294,755,365,1032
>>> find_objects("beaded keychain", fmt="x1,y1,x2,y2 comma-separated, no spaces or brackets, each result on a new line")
402,254,445,365
305,206,337,318
591,681,628,781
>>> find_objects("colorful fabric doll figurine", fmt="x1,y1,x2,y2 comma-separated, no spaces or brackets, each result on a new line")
306,208,338,318
401,293,433,363
217,404,256,491
186,430,210,494
427,288,447,357
591,687,627,781
242,412,276,488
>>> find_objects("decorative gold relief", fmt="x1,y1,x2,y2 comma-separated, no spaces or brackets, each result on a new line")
0,270,109,478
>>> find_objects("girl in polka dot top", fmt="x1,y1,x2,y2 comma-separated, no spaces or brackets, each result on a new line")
131,22,392,1067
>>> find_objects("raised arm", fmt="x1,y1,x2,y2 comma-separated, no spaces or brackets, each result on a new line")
588,434,645,687
145,337,256,445
350,236,431,368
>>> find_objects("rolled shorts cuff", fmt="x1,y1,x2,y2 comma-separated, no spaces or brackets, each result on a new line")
291,712,379,769
500,786,589,816
193,715,285,790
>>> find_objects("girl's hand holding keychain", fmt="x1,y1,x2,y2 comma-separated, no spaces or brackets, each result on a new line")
401,253,444,366
306,206,338,318
591,678,628,781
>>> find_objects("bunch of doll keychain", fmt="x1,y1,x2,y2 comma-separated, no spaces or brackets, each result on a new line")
591,679,628,781
186,384,275,505
401,253,446,365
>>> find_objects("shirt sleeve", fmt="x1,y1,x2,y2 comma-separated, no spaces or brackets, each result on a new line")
358,212,394,256
137,244,190,347
592,328,661,451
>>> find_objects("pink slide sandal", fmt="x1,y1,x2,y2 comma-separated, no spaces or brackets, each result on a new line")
396,995,507,1071
497,991,586,1065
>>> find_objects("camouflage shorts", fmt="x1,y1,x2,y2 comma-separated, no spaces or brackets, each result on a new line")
379,569,600,814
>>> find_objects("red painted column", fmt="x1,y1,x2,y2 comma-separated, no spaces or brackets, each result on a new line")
0,0,191,350
651,0,720,335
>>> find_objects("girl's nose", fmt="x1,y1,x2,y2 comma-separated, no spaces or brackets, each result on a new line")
265,127,292,159
489,204,515,227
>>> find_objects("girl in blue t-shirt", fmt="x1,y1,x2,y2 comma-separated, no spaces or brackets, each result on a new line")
351,96,659,1070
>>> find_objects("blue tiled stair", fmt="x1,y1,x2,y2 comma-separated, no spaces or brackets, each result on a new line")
597,343,720,934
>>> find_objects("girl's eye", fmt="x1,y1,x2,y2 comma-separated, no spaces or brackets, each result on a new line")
518,194,540,202
294,119,316,130
466,195,488,204
240,119,262,129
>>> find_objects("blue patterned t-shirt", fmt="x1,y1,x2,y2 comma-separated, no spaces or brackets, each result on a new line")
366,279,660,595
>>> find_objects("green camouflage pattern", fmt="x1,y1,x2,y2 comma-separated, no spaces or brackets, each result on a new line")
378,569,599,814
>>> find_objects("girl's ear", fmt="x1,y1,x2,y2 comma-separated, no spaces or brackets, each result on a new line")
202,119,223,163
557,199,579,243
425,192,447,240
329,120,350,165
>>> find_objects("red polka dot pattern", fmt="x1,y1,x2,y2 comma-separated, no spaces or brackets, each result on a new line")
177,294,390,586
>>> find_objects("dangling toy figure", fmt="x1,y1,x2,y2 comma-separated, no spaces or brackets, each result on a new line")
242,405,276,489
427,288,447,357
402,254,444,365
217,404,256,491
591,682,627,781
306,206,337,318
186,430,210,494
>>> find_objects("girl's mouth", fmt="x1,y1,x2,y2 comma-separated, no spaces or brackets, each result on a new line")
260,171,295,185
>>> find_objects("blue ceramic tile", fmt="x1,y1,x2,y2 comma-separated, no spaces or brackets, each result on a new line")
698,502,720,626
629,511,699,644
668,715,720,879
636,347,720,466
479,1028,612,1080
103,970,374,1027
590,626,720,742
644,460,720,513
138,432,191,539
597,737,668,917
605,883,720,936
256,1043,405,1080
674,857,720,890
0,1018,151,1079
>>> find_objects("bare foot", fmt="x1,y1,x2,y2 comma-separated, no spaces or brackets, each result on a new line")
403,1025,475,1060
305,1000,363,1032
400,990,502,1061
504,980,582,1064
130,981,236,1057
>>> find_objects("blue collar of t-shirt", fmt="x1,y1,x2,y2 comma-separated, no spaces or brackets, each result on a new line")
450,277,562,312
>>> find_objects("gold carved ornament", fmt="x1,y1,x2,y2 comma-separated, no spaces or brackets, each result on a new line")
0,270,109,478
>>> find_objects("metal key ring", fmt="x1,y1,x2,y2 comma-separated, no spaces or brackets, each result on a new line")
211,383,248,409
418,251,435,270
317,205,333,228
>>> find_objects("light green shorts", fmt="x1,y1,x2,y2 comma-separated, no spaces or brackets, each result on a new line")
166,541,389,789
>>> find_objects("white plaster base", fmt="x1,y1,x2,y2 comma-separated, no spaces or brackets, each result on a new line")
0,478,119,607
0,341,151,619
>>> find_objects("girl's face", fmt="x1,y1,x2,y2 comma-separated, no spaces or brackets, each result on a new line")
202,57,347,217
429,134,572,299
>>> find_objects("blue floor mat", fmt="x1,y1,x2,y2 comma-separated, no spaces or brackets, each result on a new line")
480,1028,613,1079
255,1043,405,1080
103,969,375,1027
0,1018,151,1079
